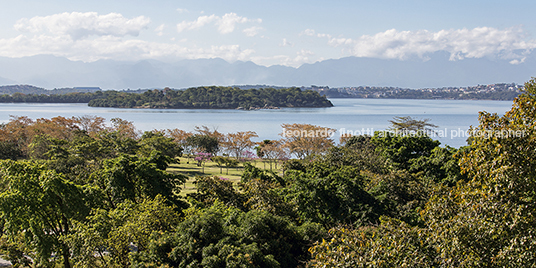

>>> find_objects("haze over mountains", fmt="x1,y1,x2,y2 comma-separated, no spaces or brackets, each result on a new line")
0,53,535,90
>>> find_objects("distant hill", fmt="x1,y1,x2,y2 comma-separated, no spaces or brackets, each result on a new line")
0,85,48,95
0,53,535,89
0,85,101,95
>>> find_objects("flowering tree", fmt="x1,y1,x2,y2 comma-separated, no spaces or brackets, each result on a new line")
194,152,212,173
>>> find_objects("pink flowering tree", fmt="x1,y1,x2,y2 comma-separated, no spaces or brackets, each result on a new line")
194,152,212,173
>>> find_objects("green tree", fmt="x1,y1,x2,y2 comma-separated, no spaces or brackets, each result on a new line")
409,145,467,186
0,140,23,160
281,161,381,227
96,130,139,158
308,217,436,267
67,195,180,268
329,137,388,174
138,131,183,160
240,179,296,219
187,134,219,155
0,160,89,268
28,133,69,160
141,202,323,267
371,130,440,170
365,170,429,226
91,154,187,209
188,176,246,210
419,78,536,266
223,157,239,175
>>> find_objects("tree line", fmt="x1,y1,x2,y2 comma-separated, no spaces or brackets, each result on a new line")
88,86,333,109
0,86,334,109
0,92,98,103
1,78,536,266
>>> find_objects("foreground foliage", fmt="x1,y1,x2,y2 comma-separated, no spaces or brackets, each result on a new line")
134,202,323,268
307,78,536,267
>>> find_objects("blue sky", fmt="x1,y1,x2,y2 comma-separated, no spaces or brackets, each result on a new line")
1,0,535,67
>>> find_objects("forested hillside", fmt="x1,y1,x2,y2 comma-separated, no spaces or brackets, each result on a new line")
87,86,333,108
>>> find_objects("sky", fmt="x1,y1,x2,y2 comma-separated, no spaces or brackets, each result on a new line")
1,0,536,67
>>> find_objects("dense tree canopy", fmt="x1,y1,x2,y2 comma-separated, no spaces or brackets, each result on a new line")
87,87,333,109
0,160,89,267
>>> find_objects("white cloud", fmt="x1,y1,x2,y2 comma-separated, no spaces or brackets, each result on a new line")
243,26,263,37
176,8,189,13
310,26,536,63
0,34,256,63
0,12,255,63
176,12,261,34
217,13,260,34
280,38,294,47
176,14,218,32
14,12,150,40
6,11,536,69
155,24,165,36
301,29,316,36
509,58,526,64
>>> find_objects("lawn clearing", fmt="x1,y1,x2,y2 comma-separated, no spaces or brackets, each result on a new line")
167,157,273,195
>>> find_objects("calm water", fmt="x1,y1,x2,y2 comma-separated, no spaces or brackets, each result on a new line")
0,99,514,148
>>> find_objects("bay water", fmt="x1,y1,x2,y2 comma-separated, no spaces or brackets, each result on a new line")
0,99,514,148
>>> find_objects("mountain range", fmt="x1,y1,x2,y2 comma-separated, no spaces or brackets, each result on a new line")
0,52,535,90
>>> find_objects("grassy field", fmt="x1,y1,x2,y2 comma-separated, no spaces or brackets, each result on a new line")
167,157,279,195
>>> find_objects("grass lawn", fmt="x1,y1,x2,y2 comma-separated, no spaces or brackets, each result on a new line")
167,157,279,195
